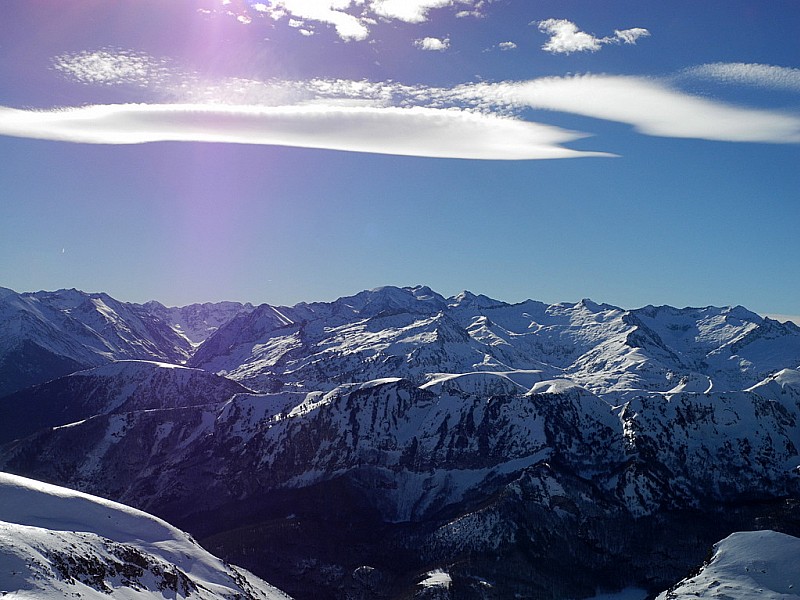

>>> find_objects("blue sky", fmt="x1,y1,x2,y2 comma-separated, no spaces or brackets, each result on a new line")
1,1,799,320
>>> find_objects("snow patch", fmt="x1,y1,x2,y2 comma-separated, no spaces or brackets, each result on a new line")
419,569,452,589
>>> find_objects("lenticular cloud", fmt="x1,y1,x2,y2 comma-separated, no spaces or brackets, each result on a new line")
5,71,798,158
498,75,800,143
0,103,611,160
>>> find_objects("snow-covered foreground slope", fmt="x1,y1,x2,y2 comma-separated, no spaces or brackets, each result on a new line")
657,530,800,599
0,471,291,599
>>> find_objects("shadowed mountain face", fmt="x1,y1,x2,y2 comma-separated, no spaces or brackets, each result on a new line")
0,360,250,444
2,285,800,599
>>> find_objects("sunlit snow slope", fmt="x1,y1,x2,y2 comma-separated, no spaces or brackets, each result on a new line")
657,530,800,600
0,471,291,599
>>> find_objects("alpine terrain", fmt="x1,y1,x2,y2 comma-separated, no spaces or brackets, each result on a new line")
1,285,800,599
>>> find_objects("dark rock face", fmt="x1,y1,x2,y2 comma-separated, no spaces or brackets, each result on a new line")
47,541,197,596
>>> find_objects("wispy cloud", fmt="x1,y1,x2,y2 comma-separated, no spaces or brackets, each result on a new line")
536,19,650,54
52,49,170,86
0,104,610,160
615,28,650,45
273,0,371,41
372,0,488,23
414,37,450,51
537,19,601,53
683,63,800,93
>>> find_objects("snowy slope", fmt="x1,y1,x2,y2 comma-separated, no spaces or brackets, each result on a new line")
0,471,291,599
7,362,798,523
0,374,623,521
657,530,800,599
613,387,800,515
5,284,800,405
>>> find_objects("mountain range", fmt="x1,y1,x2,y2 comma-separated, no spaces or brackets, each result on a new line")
1,284,800,599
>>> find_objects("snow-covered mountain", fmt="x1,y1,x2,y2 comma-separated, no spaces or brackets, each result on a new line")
0,289,194,397
141,300,255,346
187,286,800,402
656,530,800,599
0,471,291,599
4,284,799,403
2,284,800,599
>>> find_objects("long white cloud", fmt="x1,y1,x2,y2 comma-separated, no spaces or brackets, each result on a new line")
461,75,800,143
163,74,800,145
23,55,800,158
0,103,611,160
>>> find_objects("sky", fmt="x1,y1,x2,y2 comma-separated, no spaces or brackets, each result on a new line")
1,1,799,320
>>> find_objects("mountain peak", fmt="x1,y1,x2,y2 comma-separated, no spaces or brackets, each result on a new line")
448,290,505,310
333,285,448,317
576,298,603,312
724,304,762,322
